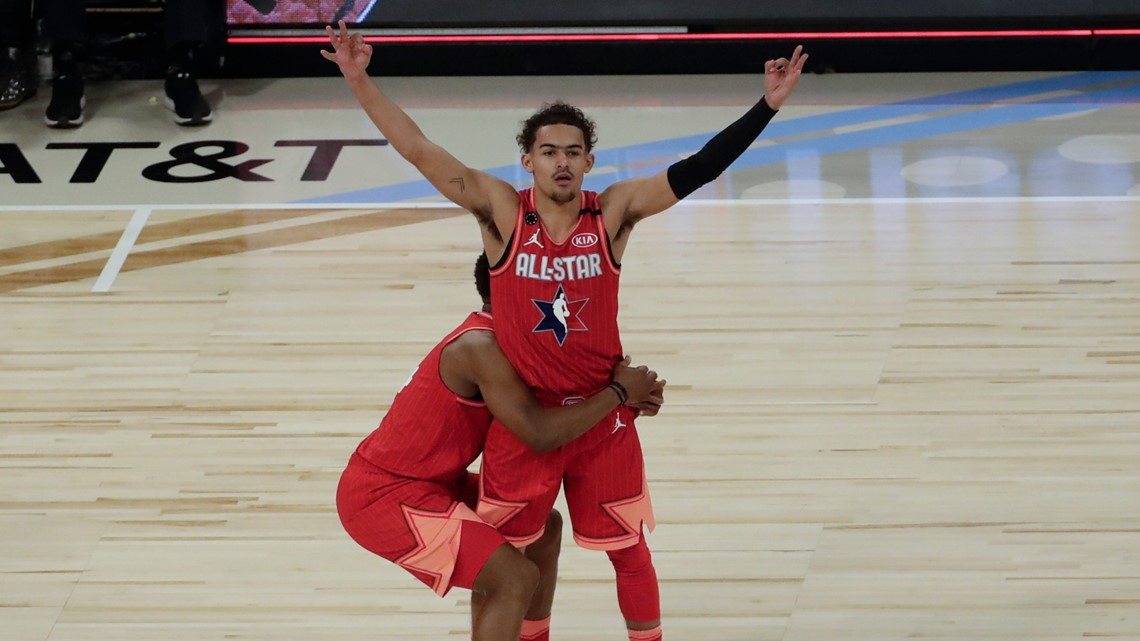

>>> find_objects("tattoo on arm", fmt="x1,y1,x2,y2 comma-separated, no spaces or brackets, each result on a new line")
449,177,466,192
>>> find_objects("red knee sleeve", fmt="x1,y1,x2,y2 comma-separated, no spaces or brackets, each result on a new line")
606,536,661,622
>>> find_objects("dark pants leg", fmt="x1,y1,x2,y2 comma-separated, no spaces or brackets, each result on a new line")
163,0,211,47
41,0,223,53
0,0,35,49
164,0,227,48
40,0,88,44
163,0,226,71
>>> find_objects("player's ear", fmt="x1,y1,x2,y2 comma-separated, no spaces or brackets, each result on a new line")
521,153,534,174
584,152,595,174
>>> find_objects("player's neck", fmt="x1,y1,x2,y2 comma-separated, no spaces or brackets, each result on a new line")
533,190,582,241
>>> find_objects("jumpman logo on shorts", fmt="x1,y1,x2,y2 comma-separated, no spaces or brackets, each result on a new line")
524,230,544,249
612,412,626,434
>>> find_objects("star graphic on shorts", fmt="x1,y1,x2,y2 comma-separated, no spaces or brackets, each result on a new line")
531,284,589,346
396,503,479,596
600,477,656,538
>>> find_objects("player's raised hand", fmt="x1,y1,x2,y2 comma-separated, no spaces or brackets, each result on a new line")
762,45,808,110
320,20,373,81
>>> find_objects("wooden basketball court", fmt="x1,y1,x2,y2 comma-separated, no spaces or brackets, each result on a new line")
2,71,1139,640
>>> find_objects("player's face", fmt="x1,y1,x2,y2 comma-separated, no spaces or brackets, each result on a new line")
522,124,595,204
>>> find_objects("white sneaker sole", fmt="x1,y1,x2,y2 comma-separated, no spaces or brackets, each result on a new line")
164,95,213,125
44,95,86,128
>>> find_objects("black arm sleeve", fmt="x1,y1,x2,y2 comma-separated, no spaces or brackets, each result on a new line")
666,97,778,199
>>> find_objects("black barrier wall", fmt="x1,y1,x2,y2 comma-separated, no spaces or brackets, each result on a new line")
222,0,1140,74
229,0,1140,29
360,0,1140,28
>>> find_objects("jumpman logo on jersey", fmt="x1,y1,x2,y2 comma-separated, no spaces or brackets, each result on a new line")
531,284,589,346
612,412,627,434
523,230,544,249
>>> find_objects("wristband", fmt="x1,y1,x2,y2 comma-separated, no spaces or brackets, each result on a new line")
608,381,629,405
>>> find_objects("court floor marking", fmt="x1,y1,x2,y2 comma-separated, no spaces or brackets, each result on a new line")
3,194,1139,215
0,195,1133,292
92,207,152,293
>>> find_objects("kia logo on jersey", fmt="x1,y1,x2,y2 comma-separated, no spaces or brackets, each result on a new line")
572,232,599,248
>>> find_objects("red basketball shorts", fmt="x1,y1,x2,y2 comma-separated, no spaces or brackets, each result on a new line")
336,453,506,596
477,405,655,550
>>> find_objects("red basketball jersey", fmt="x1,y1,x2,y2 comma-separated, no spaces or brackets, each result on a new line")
489,188,622,401
354,312,494,482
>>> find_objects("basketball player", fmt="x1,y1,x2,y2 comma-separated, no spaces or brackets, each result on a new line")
337,254,664,641
324,20,805,640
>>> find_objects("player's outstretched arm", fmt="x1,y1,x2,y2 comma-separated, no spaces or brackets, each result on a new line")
456,334,663,453
600,45,808,234
321,21,518,243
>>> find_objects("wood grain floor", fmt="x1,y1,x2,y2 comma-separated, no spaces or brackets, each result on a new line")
2,199,1139,641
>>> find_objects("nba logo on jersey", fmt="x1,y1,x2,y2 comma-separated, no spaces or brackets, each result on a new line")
530,284,589,346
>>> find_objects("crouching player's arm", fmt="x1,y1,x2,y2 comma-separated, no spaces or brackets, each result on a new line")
445,332,664,453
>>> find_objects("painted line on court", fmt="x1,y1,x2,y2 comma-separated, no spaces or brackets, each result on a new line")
3,195,1139,216
92,206,152,293
301,71,1140,204
589,82,1140,188
683,195,1140,206
0,202,458,212
590,71,1140,169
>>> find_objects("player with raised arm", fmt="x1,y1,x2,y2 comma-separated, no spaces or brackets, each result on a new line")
324,21,805,639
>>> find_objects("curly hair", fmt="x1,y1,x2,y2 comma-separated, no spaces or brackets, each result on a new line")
516,101,598,153
473,252,491,303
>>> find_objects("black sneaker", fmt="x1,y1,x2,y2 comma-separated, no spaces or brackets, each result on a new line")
44,73,85,128
164,68,212,126
0,52,37,110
